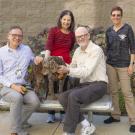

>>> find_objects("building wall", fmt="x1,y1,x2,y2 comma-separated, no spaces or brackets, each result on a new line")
0,0,135,42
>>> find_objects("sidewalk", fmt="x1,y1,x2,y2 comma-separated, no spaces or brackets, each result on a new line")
0,111,134,135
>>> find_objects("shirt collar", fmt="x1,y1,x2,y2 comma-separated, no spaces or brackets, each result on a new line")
6,43,22,52
78,41,94,53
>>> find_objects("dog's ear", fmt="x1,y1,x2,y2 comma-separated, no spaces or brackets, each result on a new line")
42,60,49,75
48,58,57,73
42,68,49,75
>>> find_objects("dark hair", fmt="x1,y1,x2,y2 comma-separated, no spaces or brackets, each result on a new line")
57,10,75,32
9,26,23,34
111,6,123,16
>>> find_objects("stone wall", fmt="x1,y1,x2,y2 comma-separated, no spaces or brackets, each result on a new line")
0,0,135,42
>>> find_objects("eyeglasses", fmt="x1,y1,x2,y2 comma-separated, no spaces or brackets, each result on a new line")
76,33,88,40
10,34,23,38
111,14,121,17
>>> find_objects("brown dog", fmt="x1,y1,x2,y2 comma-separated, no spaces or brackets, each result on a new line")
42,56,67,100
28,56,67,101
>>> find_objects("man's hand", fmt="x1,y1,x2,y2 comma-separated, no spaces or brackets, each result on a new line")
34,56,43,65
57,65,69,74
127,64,134,75
10,84,26,94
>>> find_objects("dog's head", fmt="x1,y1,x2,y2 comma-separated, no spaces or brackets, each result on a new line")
42,56,66,79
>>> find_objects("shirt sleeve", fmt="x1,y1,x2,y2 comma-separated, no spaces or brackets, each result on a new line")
128,25,135,54
69,48,103,79
28,46,35,64
0,59,12,87
45,27,55,51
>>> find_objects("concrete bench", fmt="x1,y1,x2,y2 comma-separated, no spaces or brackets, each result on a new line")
0,94,113,122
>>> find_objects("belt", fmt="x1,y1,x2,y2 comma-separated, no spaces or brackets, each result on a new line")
80,81,107,85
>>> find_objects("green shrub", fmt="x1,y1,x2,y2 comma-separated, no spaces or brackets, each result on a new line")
119,90,127,115
27,27,48,55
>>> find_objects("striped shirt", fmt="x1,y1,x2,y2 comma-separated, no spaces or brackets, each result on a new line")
45,27,75,64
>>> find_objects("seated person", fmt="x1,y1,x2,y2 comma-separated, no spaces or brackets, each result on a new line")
57,26,108,135
0,26,43,135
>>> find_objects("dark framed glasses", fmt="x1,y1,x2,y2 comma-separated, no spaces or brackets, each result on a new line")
9,34,23,38
111,14,121,17
76,33,88,40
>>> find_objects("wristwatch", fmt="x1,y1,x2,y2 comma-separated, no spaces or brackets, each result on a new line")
130,62,134,65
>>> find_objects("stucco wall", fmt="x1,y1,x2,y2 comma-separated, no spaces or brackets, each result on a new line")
0,0,135,42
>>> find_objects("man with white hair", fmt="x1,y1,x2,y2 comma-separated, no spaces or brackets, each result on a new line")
57,26,108,135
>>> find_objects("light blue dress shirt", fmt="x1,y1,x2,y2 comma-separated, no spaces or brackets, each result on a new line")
0,44,34,87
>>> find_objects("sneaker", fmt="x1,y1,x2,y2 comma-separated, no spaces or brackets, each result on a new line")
104,116,120,124
60,113,65,123
18,130,29,135
81,123,96,135
22,122,32,129
46,114,55,123
129,125,135,132
11,130,29,135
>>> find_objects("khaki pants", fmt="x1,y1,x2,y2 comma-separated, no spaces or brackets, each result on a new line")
107,64,135,125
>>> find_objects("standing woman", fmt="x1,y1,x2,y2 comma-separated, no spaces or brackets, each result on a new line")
104,6,135,132
45,10,75,123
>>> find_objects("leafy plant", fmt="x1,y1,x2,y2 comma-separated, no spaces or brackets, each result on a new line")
27,27,49,55
119,90,126,115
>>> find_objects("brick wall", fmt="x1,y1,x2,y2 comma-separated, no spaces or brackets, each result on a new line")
0,0,135,42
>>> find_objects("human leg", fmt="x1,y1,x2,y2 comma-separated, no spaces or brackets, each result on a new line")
60,111,65,122
0,87,24,133
117,67,135,132
104,64,121,123
21,90,40,126
59,81,107,133
47,110,55,123
58,86,84,133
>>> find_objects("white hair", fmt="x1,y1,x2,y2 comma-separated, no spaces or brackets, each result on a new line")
75,27,88,35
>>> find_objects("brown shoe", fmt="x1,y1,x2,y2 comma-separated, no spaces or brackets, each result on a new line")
11,133,17,135
11,130,29,135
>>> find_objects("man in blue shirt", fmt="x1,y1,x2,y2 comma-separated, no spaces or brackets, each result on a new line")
0,26,43,135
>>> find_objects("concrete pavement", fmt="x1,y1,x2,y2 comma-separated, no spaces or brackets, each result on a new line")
0,111,135,135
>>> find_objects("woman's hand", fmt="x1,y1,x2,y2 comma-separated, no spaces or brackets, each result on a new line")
34,56,43,65
127,64,134,75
